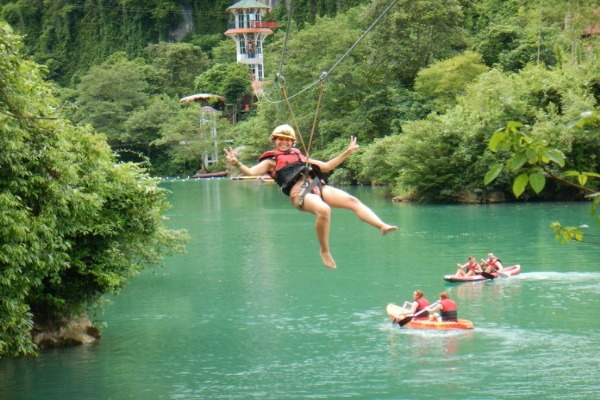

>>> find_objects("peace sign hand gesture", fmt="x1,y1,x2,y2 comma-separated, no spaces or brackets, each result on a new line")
224,147,239,166
345,136,359,155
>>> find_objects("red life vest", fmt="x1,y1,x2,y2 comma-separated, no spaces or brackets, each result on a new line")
440,299,458,321
466,262,480,272
415,297,430,319
258,149,323,196
259,148,307,176
487,258,501,269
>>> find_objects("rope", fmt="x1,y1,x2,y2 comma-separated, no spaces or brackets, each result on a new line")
305,73,328,159
277,71,327,160
279,78,307,155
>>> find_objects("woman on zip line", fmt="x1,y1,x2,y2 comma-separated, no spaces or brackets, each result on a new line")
224,124,397,269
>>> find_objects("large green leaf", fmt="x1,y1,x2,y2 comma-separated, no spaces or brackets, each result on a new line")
488,130,506,152
529,173,546,194
484,163,503,185
513,173,529,198
542,148,565,167
506,121,524,131
508,152,527,171
525,148,538,163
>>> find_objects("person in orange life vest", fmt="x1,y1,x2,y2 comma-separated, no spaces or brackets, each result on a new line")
405,290,431,320
224,124,397,270
481,252,504,274
429,292,458,322
455,256,483,276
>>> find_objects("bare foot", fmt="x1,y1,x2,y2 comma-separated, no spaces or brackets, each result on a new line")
380,224,398,235
320,250,337,269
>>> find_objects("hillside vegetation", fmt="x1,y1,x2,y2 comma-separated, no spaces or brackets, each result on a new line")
2,1,597,201
1,0,599,356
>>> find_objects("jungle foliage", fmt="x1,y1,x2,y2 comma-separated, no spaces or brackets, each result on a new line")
0,22,188,357
3,0,597,187
0,0,231,84
484,116,600,245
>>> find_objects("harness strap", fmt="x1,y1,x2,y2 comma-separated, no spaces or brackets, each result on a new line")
297,167,324,208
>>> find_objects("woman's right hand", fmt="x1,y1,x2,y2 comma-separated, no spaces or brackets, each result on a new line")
224,147,238,166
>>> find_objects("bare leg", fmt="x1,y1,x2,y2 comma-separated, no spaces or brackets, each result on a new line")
321,186,397,234
294,192,336,269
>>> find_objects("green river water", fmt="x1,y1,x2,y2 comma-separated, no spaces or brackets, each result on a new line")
1,179,599,399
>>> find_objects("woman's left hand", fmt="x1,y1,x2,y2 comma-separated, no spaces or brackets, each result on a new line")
346,136,359,154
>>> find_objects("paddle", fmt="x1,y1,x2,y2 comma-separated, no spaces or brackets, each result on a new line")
397,301,440,327
497,267,510,277
480,271,496,279
481,259,510,278
391,301,414,325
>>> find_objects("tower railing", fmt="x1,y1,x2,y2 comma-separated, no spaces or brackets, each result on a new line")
249,21,278,28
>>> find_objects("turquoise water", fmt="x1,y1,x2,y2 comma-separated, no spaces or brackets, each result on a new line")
1,179,599,399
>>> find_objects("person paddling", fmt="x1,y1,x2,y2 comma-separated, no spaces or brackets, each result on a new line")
455,256,483,277
481,252,504,274
407,290,431,320
224,124,397,269
429,292,458,322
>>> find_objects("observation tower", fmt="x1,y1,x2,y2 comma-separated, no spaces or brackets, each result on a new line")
224,0,278,88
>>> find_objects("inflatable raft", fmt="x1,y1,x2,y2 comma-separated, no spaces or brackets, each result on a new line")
386,303,474,330
443,264,521,283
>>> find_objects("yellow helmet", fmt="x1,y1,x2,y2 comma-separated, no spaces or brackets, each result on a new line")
271,124,296,141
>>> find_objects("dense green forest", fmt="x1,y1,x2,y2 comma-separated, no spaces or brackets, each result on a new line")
1,0,597,196
0,20,188,357
1,0,599,356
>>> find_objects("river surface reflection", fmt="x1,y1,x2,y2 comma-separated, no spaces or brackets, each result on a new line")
1,179,599,399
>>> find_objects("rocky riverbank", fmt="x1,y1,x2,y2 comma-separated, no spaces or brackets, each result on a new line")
32,315,101,349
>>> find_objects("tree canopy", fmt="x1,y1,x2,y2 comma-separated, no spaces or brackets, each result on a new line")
0,22,187,357
1,0,597,189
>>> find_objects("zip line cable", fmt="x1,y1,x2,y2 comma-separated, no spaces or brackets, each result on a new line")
258,1,295,104
325,0,400,77
277,0,295,80
259,0,400,105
